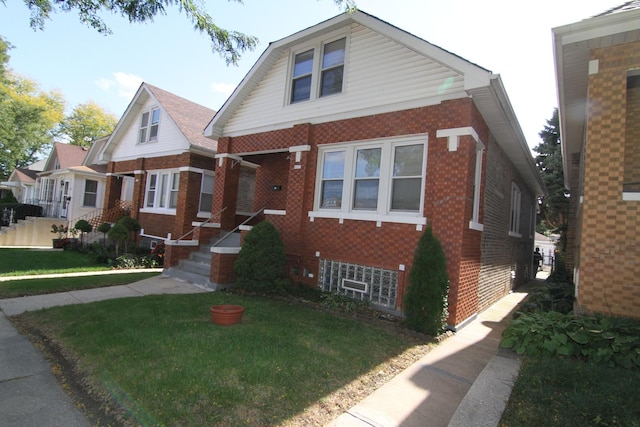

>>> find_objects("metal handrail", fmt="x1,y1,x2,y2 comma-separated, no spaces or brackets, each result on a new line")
211,207,265,247
173,207,227,242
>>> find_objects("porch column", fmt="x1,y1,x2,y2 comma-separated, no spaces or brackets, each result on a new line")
104,170,122,211
213,153,241,230
282,124,313,253
131,170,145,220
174,167,203,238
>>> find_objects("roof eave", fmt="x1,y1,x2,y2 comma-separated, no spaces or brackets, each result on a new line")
553,8,640,189
469,76,546,197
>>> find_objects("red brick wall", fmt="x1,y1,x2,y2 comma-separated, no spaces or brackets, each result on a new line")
214,99,527,326
104,152,214,239
477,136,536,314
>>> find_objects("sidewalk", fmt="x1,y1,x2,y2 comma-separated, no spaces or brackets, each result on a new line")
0,274,206,426
328,275,546,427
0,273,544,426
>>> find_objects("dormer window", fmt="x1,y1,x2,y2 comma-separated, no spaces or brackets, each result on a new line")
139,107,160,143
289,36,347,104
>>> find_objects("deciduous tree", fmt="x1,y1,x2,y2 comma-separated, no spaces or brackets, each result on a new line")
4,0,356,65
0,36,65,180
60,101,117,147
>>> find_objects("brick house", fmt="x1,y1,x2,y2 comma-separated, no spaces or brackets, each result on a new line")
167,11,543,329
98,83,217,246
553,2,640,318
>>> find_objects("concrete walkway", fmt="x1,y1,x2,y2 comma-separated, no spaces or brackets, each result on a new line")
0,273,545,426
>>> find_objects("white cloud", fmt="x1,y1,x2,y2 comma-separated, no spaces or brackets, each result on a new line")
94,72,144,100
210,82,237,98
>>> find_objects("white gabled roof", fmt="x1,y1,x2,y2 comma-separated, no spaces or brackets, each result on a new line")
100,83,217,162
204,10,545,196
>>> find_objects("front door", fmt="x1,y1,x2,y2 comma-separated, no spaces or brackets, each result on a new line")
60,180,70,218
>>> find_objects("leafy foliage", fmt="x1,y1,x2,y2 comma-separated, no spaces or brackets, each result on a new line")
0,36,65,180
107,223,129,257
404,227,449,336
60,101,117,147
234,221,286,292
501,311,640,369
321,292,370,313
8,1,356,65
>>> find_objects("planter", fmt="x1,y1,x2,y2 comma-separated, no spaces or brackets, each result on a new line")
210,305,245,326
52,238,65,249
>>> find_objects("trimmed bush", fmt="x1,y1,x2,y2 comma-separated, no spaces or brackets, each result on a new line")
404,227,449,336
234,221,286,293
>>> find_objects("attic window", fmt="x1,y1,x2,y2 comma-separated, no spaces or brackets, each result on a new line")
289,36,346,104
139,108,160,143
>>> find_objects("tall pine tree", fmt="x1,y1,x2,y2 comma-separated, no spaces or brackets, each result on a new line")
533,109,569,252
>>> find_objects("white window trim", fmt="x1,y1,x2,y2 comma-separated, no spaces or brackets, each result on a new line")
286,31,349,105
138,107,161,144
197,171,215,218
469,143,485,231
509,182,522,237
309,134,428,226
82,179,99,208
141,169,179,214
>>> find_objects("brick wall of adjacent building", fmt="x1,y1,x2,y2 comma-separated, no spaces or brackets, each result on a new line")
574,41,640,318
212,98,534,326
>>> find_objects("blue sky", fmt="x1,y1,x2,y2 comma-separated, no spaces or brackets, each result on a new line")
0,0,625,151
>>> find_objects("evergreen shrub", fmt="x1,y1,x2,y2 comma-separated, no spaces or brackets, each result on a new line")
234,221,287,293
404,227,449,336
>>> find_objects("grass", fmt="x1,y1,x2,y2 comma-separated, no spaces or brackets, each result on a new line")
500,356,640,427
0,248,111,276
16,292,424,426
0,272,161,298
0,248,161,298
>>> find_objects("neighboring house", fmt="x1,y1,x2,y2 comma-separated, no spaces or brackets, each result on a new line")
0,141,109,246
34,141,108,221
1,159,45,203
552,2,640,318
189,10,544,329
98,83,217,245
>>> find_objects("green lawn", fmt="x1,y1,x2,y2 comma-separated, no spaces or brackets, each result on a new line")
0,248,111,276
0,248,161,297
0,272,161,298
500,356,640,427
16,293,427,426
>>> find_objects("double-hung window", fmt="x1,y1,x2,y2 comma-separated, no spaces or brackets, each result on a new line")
290,36,346,104
509,182,522,237
139,107,161,143
83,179,98,207
314,135,427,225
198,173,215,214
144,170,179,212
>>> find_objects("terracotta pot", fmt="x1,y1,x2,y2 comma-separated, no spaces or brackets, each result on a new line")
210,305,245,326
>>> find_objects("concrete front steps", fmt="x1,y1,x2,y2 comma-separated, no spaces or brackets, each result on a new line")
164,232,241,290
0,217,63,247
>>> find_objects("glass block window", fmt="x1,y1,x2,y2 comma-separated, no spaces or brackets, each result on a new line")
318,259,398,309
